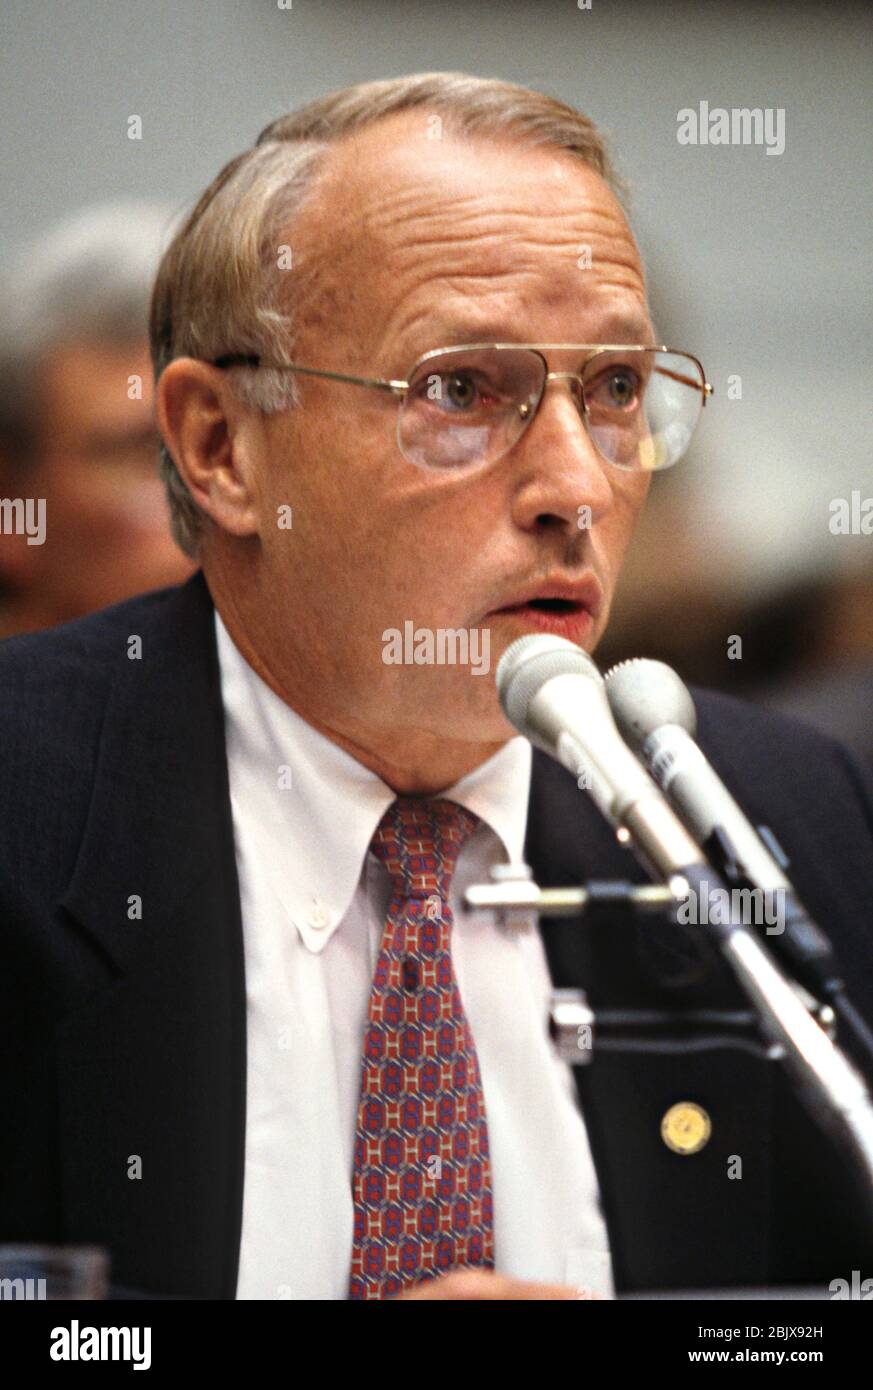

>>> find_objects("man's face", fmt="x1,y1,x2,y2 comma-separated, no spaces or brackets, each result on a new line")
251,115,653,746
12,340,193,621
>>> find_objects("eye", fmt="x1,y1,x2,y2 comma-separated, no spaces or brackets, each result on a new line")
588,367,641,411
414,368,499,413
445,371,478,410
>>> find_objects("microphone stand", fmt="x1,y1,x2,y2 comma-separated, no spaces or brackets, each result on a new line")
704,821,873,1077
465,859,873,1239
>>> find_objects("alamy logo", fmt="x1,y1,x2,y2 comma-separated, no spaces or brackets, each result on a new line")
381,622,490,676
677,101,785,156
50,1320,151,1370
0,1275,46,1299
829,490,873,535
675,882,785,935
0,497,46,545
829,1270,873,1300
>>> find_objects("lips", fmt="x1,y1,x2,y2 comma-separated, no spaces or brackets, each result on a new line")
487,575,603,643
489,601,595,643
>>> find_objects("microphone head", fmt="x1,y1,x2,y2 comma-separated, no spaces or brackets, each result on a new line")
496,633,602,733
604,657,697,747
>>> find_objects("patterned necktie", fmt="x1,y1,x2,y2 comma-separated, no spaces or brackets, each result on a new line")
348,796,495,1299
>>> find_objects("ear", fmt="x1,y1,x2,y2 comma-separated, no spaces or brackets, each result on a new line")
155,358,263,539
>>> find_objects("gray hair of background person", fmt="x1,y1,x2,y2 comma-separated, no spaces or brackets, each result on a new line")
149,71,627,559
0,200,180,470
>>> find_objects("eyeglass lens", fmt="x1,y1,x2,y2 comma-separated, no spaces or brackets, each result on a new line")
399,347,705,472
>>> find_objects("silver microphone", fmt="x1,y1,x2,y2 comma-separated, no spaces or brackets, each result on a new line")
496,633,705,883
604,657,791,895
603,656,848,1001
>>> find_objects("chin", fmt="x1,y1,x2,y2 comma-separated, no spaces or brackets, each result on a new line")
450,696,520,747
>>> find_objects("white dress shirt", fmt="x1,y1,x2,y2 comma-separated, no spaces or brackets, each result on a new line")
214,612,613,1299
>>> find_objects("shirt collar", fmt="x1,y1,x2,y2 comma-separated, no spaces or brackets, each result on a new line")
214,609,532,951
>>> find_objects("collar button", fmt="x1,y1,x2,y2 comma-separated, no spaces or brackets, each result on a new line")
307,901,332,931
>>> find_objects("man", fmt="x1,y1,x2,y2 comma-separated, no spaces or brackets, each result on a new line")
1,73,872,1301
0,202,193,636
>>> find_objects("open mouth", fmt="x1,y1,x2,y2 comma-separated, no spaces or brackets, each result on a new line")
490,594,594,639
522,597,582,613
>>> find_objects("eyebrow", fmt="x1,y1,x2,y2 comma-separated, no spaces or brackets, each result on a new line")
408,313,657,356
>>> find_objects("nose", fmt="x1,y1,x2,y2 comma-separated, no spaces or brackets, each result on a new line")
509,375,616,535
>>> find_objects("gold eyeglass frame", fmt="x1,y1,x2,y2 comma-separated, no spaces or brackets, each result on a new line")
210,342,713,470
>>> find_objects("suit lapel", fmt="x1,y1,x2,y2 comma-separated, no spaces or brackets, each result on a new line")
55,572,246,1298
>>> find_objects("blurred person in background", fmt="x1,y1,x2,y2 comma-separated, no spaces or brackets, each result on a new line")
0,201,194,636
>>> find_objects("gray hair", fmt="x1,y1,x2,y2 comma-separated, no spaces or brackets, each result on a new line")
0,200,179,466
150,72,626,557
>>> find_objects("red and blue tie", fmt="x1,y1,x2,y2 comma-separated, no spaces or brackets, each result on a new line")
348,797,495,1299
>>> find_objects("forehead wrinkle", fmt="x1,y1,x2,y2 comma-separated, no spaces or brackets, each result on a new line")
296,152,638,280
386,240,644,292
289,129,646,363
388,292,652,366
378,247,648,352
292,234,646,371
297,115,636,261
381,226,642,287
358,188,635,263
347,213,645,349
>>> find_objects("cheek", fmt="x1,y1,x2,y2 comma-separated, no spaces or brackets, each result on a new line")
595,475,650,584
257,427,405,615
387,486,496,606
262,400,497,610
610,474,650,539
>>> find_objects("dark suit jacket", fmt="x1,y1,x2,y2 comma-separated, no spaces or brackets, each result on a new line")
2,570,873,1297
